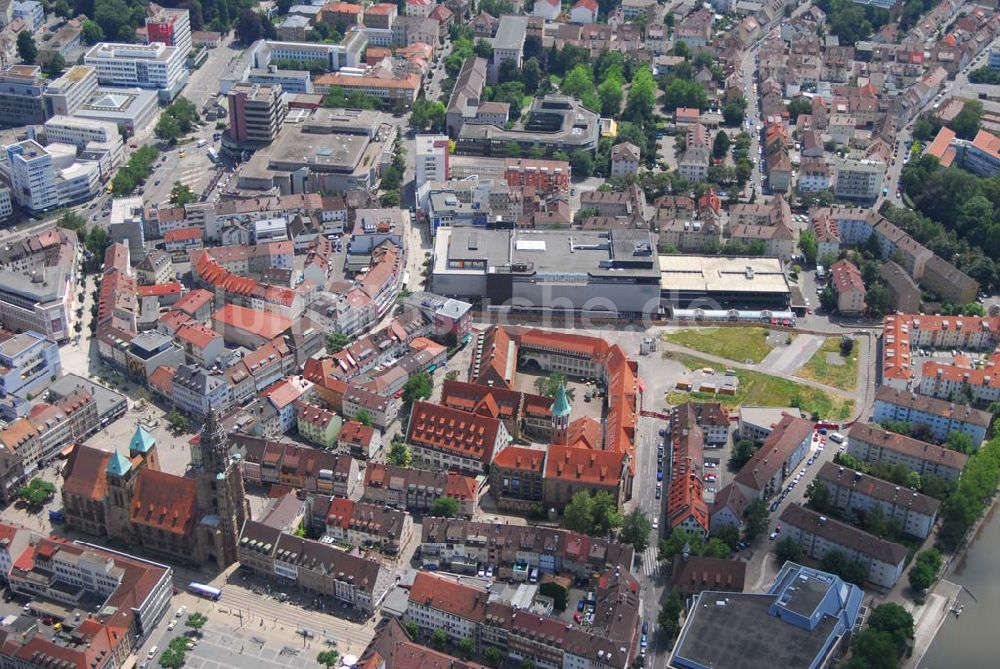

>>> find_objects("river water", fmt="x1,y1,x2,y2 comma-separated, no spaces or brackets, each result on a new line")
920,504,1000,668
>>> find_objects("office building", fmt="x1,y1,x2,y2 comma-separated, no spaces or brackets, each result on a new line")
42,65,100,117
0,266,74,342
669,562,863,669
44,115,124,166
11,1,43,30
0,65,47,128
432,227,661,318
0,331,61,399
145,6,193,56
74,86,160,135
228,82,288,145
5,140,59,212
414,134,449,192
84,42,189,100
455,95,599,156
492,15,527,76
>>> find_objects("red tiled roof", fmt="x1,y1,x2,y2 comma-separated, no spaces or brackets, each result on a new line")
407,400,504,464
409,572,488,622
130,469,198,535
173,288,214,316
213,304,293,340
544,445,625,486
138,282,183,297
164,226,203,243
492,445,545,473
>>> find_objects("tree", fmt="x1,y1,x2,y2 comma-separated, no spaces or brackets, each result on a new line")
534,372,575,400
864,504,889,537
458,638,474,659
17,31,37,64
166,409,189,434
786,97,812,122
820,286,838,313
745,498,769,540
711,524,741,550
430,628,447,650
774,536,803,563
590,491,622,536
484,647,504,668
563,491,594,533
405,620,420,638
657,590,684,643
431,496,460,518
570,149,594,177
866,283,892,318
473,38,493,58
185,612,208,632
850,629,901,669
538,581,568,610
722,99,746,127
798,229,818,264
326,333,350,353
703,537,731,558
410,99,447,132
317,650,340,667
354,409,373,427
730,439,759,469
908,561,934,592
598,77,624,117
170,182,196,206
712,131,730,160
619,508,652,551
158,648,185,668
155,113,182,143
403,372,433,404
821,549,866,587
46,53,66,77
625,67,656,121
948,100,983,140
946,431,974,454
80,19,104,46
868,603,914,656
236,8,263,44
388,436,412,466
804,480,832,513
16,478,55,507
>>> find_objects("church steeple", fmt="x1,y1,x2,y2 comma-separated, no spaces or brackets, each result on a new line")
198,409,230,474
551,382,571,445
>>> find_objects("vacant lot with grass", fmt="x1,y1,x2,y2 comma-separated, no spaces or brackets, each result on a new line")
661,327,776,364
664,352,854,421
796,337,859,391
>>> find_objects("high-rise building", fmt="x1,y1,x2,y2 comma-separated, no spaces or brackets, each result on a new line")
5,140,59,212
0,65,47,128
414,134,449,192
227,82,287,145
145,6,193,56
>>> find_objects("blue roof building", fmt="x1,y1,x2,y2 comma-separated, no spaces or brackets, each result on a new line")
669,561,864,669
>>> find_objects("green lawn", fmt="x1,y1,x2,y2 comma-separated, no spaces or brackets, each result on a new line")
796,337,859,391
664,352,854,421
661,327,778,364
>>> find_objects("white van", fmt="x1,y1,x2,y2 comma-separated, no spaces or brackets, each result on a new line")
147,647,158,660
829,432,845,444
196,139,207,148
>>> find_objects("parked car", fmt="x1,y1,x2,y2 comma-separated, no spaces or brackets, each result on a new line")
770,500,780,512
769,532,778,541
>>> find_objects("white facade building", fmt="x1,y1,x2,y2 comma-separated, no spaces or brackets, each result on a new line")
5,140,59,212
84,42,188,97
415,134,449,193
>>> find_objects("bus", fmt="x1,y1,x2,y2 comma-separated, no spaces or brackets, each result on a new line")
207,148,218,163
188,582,222,601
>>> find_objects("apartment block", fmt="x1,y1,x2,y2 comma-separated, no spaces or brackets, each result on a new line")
780,504,907,588
228,82,288,145
815,462,940,539
846,422,968,482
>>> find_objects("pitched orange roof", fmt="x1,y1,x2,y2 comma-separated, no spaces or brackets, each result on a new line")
409,571,488,622
544,445,625,486
491,445,545,473
130,469,198,535
407,400,504,464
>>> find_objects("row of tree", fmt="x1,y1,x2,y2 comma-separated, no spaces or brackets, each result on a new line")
112,144,160,195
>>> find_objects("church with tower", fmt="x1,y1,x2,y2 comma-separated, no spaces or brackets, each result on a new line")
62,411,249,567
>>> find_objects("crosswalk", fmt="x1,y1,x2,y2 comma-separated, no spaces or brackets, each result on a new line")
639,546,662,578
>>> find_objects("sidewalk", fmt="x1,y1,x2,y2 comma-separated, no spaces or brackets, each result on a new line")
903,579,961,669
